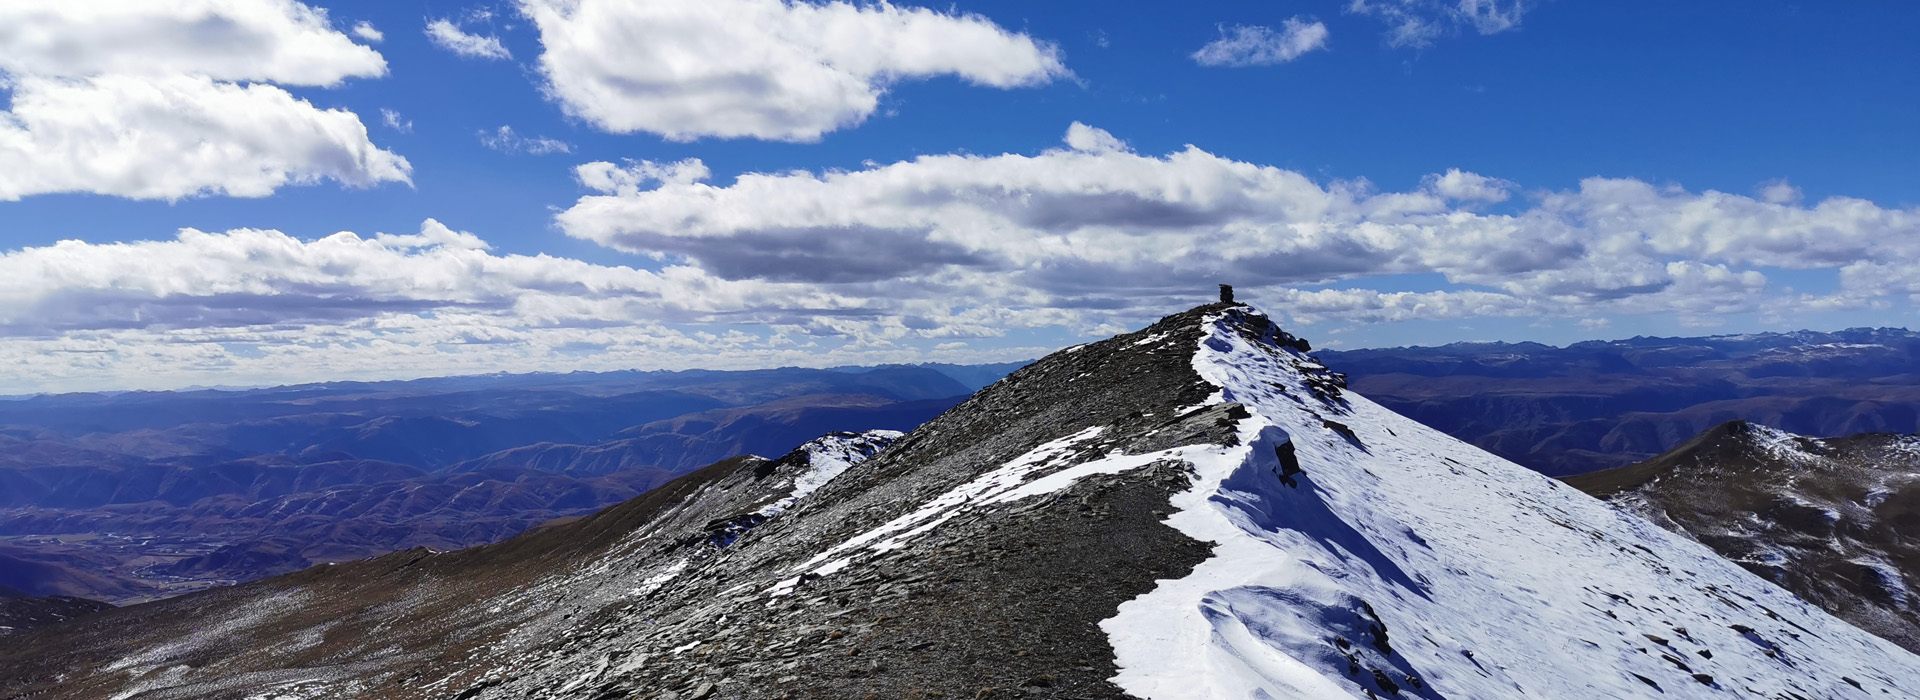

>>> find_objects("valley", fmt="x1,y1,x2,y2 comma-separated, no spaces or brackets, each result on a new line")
1325,327,1920,475
0,364,1018,603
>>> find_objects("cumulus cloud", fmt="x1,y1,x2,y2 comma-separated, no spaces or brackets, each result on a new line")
1423,168,1512,202
0,75,411,200
576,159,714,196
0,0,386,85
1192,19,1330,66
1063,122,1130,153
0,220,1064,392
426,18,511,59
9,118,1917,391
0,219,833,335
0,0,407,200
1347,0,1535,48
351,20,384,42
515,0,1069,141
1758,178,1803,205
555,122,1920,328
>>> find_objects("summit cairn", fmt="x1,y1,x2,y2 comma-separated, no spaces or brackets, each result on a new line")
1219,283,1235,303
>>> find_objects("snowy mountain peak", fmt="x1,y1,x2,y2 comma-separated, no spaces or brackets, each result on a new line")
1102,305,1920,698
11,302,1920,699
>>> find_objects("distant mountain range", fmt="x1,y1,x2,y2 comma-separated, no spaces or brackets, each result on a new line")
1323,326,1920,475
0,363,1017,603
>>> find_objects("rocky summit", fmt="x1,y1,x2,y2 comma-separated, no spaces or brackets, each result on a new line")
6,302,1920,699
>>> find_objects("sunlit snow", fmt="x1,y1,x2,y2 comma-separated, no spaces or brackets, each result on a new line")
1101,308,1920,698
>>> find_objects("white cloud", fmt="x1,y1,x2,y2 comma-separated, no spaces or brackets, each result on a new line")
0,219,823,335
515,0,1069,142
576,159,713,195
1423,168,1512,202
1266,287,1537,324
0,0,386,85
1063,123,1130,153
351,20,384,42
426,18,511,60
553,122,1920,327
0,220,1061,393
480,125,571,154
381,107,413,133
1758,178,1803,205
8,118,1917,391
0,0,406,200
0,75,410,200
1347,0,1535,48
1192,19,1330,67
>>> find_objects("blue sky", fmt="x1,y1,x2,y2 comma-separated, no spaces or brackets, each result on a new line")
0,0,1916,393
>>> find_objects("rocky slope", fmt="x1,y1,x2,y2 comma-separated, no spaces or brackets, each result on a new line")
0,586,112,636
1567,420,1920,654
5,302,1918,699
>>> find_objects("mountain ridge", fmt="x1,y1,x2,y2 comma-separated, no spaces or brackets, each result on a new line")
7,303,1919,699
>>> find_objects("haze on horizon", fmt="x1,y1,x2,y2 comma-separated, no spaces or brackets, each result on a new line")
1,0,1915,395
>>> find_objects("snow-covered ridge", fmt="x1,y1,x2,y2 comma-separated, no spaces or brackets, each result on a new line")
699,430,901,551
1102,306,1920,699
755,430,902,518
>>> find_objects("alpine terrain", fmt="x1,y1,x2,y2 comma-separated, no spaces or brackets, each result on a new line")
1568,420,1920,655
5,302,1918,699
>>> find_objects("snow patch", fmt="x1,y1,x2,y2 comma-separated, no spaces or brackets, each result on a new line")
630,558,691,598
774,427,1227,595
1746,424,1821,464
755,430,902,519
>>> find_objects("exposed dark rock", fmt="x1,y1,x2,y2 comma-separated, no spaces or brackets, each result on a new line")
1275,441,1303,488
1371,668,1400,696
1324,419,1362,447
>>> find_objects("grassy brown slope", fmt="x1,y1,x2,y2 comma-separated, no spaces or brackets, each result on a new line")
0,454,766,698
